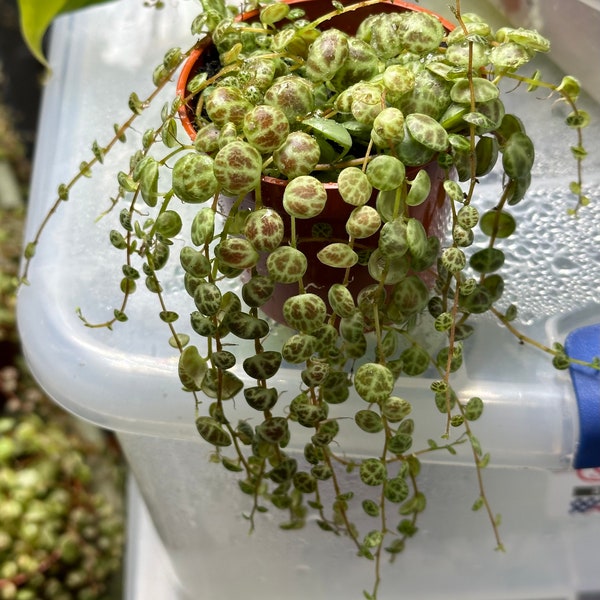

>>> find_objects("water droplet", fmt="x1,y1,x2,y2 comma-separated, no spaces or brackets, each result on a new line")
551,254,579,276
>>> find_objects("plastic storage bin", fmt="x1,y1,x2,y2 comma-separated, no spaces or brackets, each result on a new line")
17,1,600,598
485,0,600,103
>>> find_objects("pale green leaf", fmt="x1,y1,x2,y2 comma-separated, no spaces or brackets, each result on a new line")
302,116,353,158
17,0,115,66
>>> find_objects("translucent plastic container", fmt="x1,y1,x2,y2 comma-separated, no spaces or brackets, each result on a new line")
17,1,600,598
485,0,600,103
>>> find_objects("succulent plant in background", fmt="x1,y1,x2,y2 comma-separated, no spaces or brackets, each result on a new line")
19,0,595,597
0,409,124,600
1,206,125,600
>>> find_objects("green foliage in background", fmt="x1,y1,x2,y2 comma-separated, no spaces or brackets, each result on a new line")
17,0,116,67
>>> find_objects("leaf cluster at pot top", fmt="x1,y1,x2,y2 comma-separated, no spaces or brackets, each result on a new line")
19,0,595,598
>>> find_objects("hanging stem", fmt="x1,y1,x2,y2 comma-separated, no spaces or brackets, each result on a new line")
20,41,202,284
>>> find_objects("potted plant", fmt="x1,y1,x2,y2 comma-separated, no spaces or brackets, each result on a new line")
17,0,598,598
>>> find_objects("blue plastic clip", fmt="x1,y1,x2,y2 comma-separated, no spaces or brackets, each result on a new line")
566,323,600,469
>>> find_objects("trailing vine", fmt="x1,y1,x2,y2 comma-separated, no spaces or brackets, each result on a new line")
19,1,598,598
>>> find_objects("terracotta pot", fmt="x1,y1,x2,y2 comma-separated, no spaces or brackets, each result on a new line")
248,165,448,324
176,0,454,323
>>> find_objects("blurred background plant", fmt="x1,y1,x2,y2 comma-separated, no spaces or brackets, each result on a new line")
1,1,126,597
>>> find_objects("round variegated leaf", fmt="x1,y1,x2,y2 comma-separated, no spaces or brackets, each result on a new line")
399,11,445,53
242,275,275,307
301,360,330,387
267,247,307,283
178,345,207,391
502,132,534,180
450,78,500,104
269,457,298,484
317,243,358,268
355,409,384,433
283,176,327,219
340,311,366,344
354,363,395,404
474,98,505,134
469,248,505,273
259,1,290,25
201,369,244,399
346,205,381,239
384,477,410,503
359,458,387,486
457,205,479,229
382,64,415,96
372,106,405,147
293,472,317,493
406,169,431,207
282,334,317,363
304,28,350,83
243,351,283,379
243,104,290,153
388,433,413,455
172,152,218,204
399,345,430,376
205,86,251,129
215,238,259,269
496,27,550,52
256,417,289,444
212,350,236,370
191,207,215,246
290,393,327,427
441,247,466,273
337,167,373,207
391,276,429,316
155,211,182,238
180,246,211,278
214,141,262,196
244,386,279,411
273,130,321,179
465,396,484,421
368,249,409,284
381,396,411,422
190,311,217,337
378,219,408,259
406,218,428,259
405,113,449,152
227,312,270,339
193,282,222,316
243,208,285,252
137,156,159,207
366,155,406,191
282,293,327,333
328,283,356,318
490,41,533,70
445,41,489,70
195,416,232,447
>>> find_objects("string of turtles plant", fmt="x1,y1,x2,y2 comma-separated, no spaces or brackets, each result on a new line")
19,0,598,598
